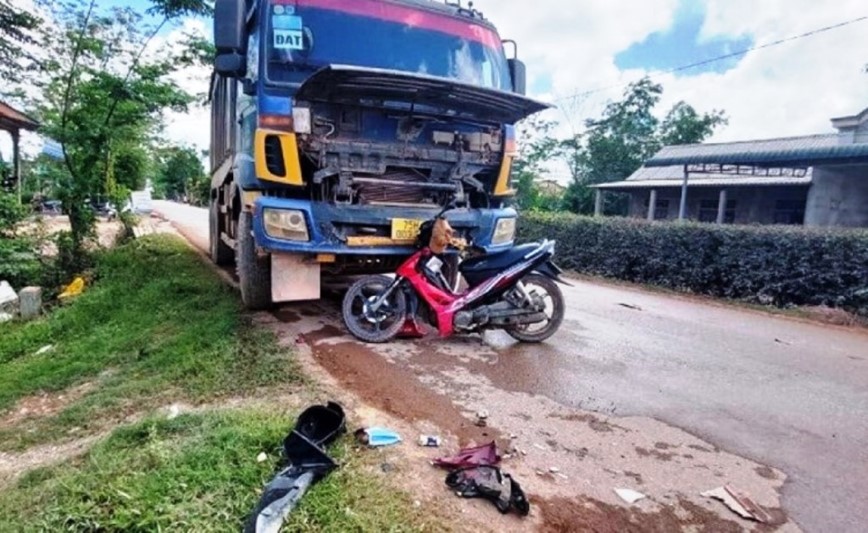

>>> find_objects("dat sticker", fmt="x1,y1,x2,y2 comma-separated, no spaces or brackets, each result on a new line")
273,14,304,50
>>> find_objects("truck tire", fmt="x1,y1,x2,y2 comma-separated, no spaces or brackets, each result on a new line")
209,201,234,266
237,211,272,310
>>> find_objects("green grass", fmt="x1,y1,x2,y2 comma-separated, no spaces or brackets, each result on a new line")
0,235,301,451
0,234,433,532
0,411,436,532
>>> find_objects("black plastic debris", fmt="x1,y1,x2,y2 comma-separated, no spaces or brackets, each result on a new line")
434,442,530,516
245,402,346,533
446,465,530,516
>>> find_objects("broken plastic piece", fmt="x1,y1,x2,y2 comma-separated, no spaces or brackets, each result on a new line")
433,442,500,469
59,277,85,300
615,488,646,504
446,465,530,516
246,402,346,533
354,427,402,447
701,485,773,523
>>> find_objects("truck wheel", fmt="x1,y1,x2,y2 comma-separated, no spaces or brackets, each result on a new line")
209,201,234,266
237,211,272,310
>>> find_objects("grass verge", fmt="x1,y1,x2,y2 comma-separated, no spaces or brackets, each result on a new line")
0,233,434,532
0,410,436,532
0,234,301,451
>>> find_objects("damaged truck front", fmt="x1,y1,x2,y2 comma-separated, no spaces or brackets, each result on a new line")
210,0,548,308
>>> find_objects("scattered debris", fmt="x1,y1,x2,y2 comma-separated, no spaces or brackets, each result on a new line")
354,427,402,448
435,442,531,516
418,435,442,447
774,338,791,346
257,452,269,463
446,465,530,516
618,303,643,311
246,402,345,533
433,442,500,469
35,345,54,356
615,488,647,504
701,485,774,523
475,410,489,427
59,277,86,300
549,466,561,474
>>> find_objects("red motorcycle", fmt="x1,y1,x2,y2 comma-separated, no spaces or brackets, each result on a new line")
341,205,568,344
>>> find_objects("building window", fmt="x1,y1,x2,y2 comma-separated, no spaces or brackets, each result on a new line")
773,199,805,225
643,198,670,220
699,199,736,223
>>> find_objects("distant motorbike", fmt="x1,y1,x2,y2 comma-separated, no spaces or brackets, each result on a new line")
341,204,568,344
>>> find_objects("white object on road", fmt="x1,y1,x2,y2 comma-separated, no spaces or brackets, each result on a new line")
130,190,154,214
701,485,772,523
614,488,646,504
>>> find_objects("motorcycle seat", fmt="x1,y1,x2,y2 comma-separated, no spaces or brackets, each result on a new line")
459,243,541,276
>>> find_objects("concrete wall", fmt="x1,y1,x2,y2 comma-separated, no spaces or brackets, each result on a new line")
626,186,811,225
805,165,868,228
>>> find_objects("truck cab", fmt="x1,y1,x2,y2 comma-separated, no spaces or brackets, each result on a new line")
210,0,548,308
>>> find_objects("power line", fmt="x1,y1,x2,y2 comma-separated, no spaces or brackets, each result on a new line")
556,15,868,103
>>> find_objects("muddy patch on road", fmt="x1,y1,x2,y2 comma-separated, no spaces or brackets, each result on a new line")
539,496,744,533
305,325,502,446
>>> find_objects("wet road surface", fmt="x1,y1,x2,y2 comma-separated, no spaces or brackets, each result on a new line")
154,201,868,532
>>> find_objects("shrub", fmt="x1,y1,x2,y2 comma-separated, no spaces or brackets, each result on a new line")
518,212,868,316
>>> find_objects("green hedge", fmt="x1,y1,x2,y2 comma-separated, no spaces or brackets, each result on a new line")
518,212,868,316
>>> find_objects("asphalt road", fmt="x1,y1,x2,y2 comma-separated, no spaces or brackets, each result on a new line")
154,201,868,532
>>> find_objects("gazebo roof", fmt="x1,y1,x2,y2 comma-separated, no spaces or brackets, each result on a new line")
0,101,39,133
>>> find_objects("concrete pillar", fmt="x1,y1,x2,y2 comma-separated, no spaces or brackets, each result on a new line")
678,165,689,221
594,189,603,217
19,287,42,320
647,189,658,221
12,128,21,205
716,189,728,225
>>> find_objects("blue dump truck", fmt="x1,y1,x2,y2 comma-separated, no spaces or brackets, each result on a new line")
210,0,548,309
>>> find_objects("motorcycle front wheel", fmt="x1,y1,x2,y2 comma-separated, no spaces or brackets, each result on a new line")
505,273,565,343
342,275,407,343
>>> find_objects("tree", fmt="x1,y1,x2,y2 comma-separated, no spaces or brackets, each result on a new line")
0,0,41,83
28,0,210,260
513,117,563,211
659,101,728,146
154,145,206,201
561,78,727,215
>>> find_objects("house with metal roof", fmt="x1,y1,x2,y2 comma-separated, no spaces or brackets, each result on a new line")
593,107,868,228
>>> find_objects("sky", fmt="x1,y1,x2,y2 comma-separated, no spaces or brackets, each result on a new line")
3,0,868,178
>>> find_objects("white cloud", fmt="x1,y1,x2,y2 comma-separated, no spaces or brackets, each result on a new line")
474,0,867,142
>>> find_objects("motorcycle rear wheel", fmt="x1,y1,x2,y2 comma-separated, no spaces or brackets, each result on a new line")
505,273,565,343
342,275,407,343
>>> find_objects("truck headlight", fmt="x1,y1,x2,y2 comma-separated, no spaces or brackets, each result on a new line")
292,107,312,134
492,217,516,245
263,208,309,242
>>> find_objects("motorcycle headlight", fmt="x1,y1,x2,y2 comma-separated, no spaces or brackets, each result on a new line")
492,217,516,245
263,208,309,242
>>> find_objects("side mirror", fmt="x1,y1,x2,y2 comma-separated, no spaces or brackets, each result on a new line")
508,59,527,95
214,0,247,77
215,52,247,78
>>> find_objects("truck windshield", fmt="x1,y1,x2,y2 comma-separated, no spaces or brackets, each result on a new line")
266,0,512,91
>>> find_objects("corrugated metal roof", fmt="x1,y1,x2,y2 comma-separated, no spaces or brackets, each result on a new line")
645,133,868,167
593,165,813,190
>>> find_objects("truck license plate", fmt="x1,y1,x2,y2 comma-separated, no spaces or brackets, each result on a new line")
391,218,423,241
